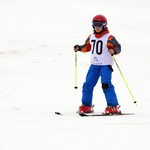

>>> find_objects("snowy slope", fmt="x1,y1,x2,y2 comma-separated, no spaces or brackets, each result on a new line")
0,0,150,149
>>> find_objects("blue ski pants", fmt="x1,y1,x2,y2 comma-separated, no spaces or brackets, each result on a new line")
81,65,119,106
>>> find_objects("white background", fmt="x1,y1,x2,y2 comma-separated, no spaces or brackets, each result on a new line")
0,0,150,149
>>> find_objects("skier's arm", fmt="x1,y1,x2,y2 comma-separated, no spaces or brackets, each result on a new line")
107,35,121,55
74,35,91,52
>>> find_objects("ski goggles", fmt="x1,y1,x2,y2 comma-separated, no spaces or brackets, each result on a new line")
92,22,107,28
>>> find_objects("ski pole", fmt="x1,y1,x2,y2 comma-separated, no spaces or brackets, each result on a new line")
74,52,78,89
112,56,137,105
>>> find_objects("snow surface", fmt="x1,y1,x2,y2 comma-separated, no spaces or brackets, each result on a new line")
0,0,150,149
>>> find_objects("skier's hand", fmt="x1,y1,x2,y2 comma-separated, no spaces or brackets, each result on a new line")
108,49,115,55
74,45,80,52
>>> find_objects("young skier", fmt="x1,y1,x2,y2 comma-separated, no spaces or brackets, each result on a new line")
74,14,121,114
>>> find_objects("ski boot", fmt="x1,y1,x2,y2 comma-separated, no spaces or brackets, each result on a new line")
103,105,121,115
77,105,94,113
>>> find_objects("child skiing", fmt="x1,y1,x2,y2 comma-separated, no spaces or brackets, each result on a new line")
74,14,121,114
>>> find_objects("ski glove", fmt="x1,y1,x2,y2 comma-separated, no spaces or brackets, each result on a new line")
74,45,80,52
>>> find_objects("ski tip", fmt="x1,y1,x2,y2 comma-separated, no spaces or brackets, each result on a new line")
55,112,62,115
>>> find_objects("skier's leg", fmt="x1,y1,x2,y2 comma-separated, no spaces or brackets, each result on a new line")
100,66,119,106
81,65,100,106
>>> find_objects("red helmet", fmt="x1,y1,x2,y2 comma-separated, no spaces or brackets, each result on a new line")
92,14,107,24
